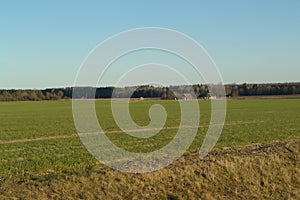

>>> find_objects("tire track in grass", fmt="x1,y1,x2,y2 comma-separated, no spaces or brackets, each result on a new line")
0,135,74,144
0,121,263,144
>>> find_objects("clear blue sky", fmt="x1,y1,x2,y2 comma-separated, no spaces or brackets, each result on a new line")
1,0,299,89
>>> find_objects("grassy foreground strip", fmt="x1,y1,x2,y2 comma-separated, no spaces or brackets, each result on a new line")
0,138,299,199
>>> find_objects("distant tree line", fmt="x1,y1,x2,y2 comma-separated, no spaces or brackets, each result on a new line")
0,82,300,101
225,83,300,97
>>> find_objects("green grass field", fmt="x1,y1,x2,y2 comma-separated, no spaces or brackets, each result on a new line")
0,99,299,199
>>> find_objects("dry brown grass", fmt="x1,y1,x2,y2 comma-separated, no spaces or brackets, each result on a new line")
1,139,299,200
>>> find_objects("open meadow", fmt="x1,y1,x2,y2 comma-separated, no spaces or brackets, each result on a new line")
0,99,299,199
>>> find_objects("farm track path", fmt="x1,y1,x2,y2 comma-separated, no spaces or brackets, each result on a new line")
0,135,74,144
0,121,262,144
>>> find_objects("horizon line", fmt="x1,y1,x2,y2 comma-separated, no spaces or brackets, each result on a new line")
1,81,300,90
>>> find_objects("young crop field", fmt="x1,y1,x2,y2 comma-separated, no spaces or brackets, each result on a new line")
0,99,299,199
